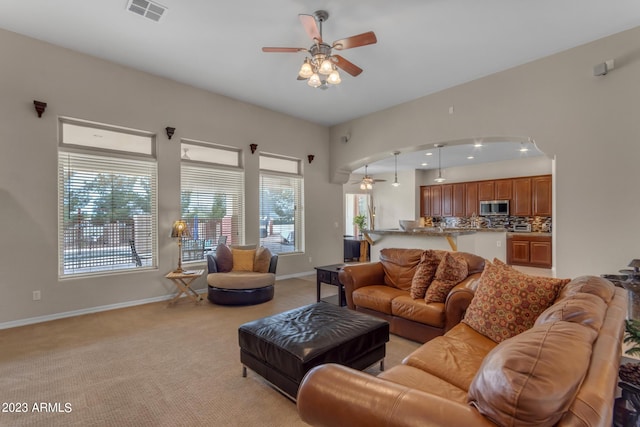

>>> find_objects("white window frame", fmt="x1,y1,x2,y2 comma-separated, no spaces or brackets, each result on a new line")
180,139,245,262
259,153,304,255
58,118,158,278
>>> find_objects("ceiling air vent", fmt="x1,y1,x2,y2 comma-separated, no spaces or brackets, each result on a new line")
127,0,167,22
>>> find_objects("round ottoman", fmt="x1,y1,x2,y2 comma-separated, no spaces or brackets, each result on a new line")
207,271,276,306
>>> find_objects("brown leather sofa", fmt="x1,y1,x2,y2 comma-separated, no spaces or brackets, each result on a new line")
339,248,486,343
297,275,627,427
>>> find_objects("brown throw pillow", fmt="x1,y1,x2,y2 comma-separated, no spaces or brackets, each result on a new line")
424,252,469,303
253,247,272,273
215,243,233,272
462,261,570,343
410,250,444,299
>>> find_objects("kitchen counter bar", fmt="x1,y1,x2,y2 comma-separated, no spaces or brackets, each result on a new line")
363,228,510,262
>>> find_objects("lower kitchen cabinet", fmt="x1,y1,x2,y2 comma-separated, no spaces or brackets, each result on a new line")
507,234,552,268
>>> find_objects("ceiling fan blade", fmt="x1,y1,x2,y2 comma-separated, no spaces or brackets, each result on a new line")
299,14,322,43
332,31,377,50
333,55,363,77
262,47,305,53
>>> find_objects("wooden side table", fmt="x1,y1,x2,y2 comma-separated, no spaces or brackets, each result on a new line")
165,269,205,305
315,264,346,307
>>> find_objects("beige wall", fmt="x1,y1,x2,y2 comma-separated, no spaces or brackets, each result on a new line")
0,29,342,325
331,26,640,279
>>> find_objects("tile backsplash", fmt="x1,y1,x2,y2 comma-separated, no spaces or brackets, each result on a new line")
428,215,552,232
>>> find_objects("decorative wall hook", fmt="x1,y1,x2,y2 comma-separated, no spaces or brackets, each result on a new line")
250,143,258,154
33,100,47,118
308,155,315,164
165,127,176,140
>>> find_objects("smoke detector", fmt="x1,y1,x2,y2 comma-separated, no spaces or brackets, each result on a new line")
127,0,167,22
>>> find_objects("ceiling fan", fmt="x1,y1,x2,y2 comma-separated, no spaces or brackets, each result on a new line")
262,10,377,89
351,165,386,189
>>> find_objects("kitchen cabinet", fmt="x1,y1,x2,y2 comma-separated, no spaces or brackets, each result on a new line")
420,186,431,217
465,182,478,216
507,234,552,268
430,185,442,217
495,179,512,200
419,174,551,219
478,181,494,201
512,177,532,216
441,184,453,216
453,183,466,217
532,175,552,216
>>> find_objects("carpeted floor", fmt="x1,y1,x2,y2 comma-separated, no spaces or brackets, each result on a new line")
0,276,420,427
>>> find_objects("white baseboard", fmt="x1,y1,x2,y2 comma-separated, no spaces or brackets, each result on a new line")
0,273,316,330
276,270,315,280
0,289,207,330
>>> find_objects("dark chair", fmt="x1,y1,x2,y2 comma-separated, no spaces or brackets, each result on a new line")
206,252,278,305
129,239,142,267
183,239,205,261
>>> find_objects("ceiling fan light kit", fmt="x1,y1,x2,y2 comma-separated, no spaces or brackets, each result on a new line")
263,10,377,89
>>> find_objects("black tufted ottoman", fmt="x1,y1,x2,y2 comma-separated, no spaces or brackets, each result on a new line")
238,302,389,399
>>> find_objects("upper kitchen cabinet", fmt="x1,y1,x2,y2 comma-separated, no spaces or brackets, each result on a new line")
495,179,512,200
430,185,442,217
478,181,494,201
441,184,453,217
513,177,532,216
465,182,478,216
453,183,466,217
420,186,431,217
532,175,552,216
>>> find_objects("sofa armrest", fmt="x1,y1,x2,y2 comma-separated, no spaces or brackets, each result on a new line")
339,262,386,309
206,254,218,273
444,273,480,332
297,364,495,427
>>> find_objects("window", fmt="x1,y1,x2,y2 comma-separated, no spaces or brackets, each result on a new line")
259,154,303,254
180,140,244,261
345,193,370,236
58,119,157,277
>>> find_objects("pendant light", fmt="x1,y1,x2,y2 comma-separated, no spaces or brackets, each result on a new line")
392,151,400,187
434,144,446,183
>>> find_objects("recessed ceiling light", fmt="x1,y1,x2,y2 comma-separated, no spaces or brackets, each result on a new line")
421,162,428,166
467,156,474,159
519,147,529,152
425,152,433,156
474,142,483,147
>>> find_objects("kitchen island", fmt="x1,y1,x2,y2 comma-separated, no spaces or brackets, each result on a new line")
364,228,508,262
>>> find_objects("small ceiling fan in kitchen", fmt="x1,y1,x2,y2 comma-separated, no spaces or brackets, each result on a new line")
261,10,377,89
352,165,386,190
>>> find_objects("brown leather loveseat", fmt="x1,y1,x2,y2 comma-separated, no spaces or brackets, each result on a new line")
339,248,485,343
298,271,627,427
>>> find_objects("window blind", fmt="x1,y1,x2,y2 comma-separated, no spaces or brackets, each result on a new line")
180,164,245,258
259,171,303,254
58,151,158,277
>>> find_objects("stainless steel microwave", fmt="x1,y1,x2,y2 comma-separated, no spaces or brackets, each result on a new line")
480,200,509,216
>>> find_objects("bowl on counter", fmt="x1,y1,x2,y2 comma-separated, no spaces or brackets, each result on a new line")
399,220,419,231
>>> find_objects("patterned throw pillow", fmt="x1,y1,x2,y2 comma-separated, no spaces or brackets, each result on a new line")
215,244,233,272
231,249,256,272
462,261,570,343
409,250,445,299
424,252,469,303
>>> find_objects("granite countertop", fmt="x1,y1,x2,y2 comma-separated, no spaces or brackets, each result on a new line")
365,228,477,237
